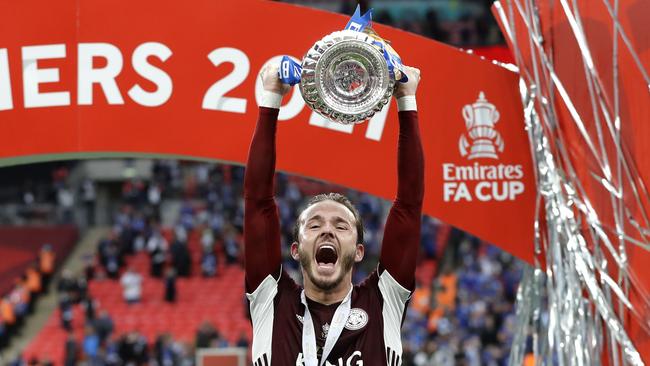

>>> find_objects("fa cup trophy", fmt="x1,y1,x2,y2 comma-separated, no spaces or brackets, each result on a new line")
279,6,407,125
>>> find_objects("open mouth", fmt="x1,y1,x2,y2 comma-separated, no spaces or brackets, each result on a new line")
315,245,338,270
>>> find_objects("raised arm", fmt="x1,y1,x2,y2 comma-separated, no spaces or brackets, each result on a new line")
380,67,424,290
244,64,291,292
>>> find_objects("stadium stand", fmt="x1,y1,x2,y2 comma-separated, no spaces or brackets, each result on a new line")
13,158,523,365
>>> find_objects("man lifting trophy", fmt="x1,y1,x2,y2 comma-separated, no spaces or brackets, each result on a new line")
246,6,425,365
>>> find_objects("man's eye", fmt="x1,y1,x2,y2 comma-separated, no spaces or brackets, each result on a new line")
337,226,347,230
309,225,320,229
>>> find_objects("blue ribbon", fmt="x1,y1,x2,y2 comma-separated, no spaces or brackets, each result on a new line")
279,5,408,85
383,45,409,83
278,56,302,86
344,5,373,32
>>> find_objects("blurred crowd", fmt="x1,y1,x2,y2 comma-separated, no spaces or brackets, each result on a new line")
0,163,95,226
0,246,56,352
2,157,527,365
403,237,525,365
87,160,526,365
16,259,245,366
7,318,244,366
278,0,504,48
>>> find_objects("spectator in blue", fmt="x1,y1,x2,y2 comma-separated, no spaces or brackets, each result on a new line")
8,352,26,366
235,332,249,348
82,325,100,364
154,333,177,366
201,249,217,277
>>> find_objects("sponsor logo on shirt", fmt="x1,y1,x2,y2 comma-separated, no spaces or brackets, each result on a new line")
295,351,363,366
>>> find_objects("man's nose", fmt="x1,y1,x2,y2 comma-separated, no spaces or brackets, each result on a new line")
319,223,335,237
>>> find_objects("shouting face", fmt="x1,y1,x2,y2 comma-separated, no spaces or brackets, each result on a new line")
292,199,364,292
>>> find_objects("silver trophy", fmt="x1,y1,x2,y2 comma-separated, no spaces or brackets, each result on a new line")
299,29,399,125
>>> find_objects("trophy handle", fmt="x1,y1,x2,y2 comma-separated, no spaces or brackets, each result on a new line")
462,105,473,128
495,131,505,152
492,109,500,124
459,135,470,157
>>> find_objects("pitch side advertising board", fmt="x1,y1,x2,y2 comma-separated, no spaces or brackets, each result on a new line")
0,0,536,263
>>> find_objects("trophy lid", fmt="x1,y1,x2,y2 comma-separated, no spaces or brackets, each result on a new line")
469,92,494,110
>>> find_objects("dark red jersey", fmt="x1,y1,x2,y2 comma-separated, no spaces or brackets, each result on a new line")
244,106,424,366
248,267,410,366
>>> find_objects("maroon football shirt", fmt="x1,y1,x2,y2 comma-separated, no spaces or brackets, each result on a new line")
244,107,423,366
247,266,410,366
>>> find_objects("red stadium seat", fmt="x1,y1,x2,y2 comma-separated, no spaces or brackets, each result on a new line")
25,246,249,364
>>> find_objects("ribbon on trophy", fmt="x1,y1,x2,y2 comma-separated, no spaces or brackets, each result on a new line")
343,4,373,32
279,56,302,86
278,5,408,85
348,6,408,83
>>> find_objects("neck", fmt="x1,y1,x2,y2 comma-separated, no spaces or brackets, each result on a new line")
303,274,352,305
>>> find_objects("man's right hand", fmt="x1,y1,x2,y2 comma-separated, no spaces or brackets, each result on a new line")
260,64,292,96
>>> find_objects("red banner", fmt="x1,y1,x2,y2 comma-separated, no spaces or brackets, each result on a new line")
0,0,536,262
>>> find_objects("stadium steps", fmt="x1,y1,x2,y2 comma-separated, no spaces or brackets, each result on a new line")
4,227,110,364
23,232,251,364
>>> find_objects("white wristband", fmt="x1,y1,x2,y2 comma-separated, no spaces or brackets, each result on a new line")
396,95,417,112
259,91,283,109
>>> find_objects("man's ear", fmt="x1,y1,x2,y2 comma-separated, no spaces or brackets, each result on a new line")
290,242,300,261
354,243,365,263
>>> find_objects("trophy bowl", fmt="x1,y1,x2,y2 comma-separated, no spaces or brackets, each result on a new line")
299,30,396,125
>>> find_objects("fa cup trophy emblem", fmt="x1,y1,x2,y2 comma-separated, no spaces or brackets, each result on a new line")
459,92,504,159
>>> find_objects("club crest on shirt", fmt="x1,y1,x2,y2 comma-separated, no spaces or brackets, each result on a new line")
345,308,368,330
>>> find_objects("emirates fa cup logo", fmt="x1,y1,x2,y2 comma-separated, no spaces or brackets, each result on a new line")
459,92,504,159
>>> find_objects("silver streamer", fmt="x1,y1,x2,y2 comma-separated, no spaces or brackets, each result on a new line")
493,0,650,364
